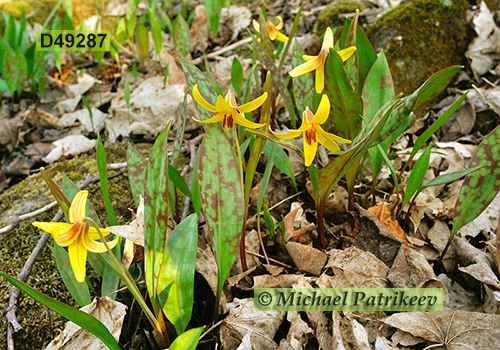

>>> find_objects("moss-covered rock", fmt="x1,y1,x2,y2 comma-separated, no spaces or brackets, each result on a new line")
0,143,138,350
313,0,376,35
367,0,472,96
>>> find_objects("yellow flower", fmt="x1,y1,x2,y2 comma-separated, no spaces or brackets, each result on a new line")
33,191,118,283
289,27,356,93
252,16,289,43
192,84,268,131
271,95,351,166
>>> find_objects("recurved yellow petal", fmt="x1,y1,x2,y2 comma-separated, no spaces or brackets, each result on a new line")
338,46,357,62
32,222,72,238
56,220,85,247
68,239,88,283
69,190,88,223
238,92,268,113
274,31,289,43
317,124,351,144
215,95,233,113
276,16,284,30
233,112,265,129
192,112,225,124
303,137,318,167
315,64,325,93
270,129,303,140
321,27,334,51
317,130,341,154
311,95,330,124
87,226,111,240
302,55,317,62
268,25,277,40
193,84,217,113
252,19,260,32
289,55,322,77
84,236,118,253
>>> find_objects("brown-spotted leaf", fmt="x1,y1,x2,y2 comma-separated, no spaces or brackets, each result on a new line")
453,124,500,235
197,123,244,301
292,40,314,115
127,144,148,207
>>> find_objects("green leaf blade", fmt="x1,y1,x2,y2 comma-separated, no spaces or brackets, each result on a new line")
401,143,432,210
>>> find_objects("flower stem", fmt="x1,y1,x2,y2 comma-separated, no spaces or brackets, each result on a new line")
233,127,248,272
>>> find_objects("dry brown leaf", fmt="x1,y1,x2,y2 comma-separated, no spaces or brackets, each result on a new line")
264,264,284,276
43,135,97,163
437,274,482,312
233,229,261,274
286,312,313,349
326,247,389,288
286,241,327,276
45,297,127,350
387,245,437,288
383,311,500,349
109,197,145,246
189,5,210,52
220,298,285,350
253,274,307,288
196,245,228,306
367,204,408,248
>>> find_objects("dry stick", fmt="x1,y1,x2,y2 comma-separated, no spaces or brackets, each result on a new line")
246,250,294,269
181,142,197,221
190,37,253,66
5,170,126,349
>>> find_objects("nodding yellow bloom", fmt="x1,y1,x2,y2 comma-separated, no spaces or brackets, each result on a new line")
33,191,118,283
289,27,356,93
252,16,288,43
192,84,267,131
271,95,351,166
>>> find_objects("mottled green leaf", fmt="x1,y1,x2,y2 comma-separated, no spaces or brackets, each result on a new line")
264,141,296,190
4,13,16,51
127,144,148,207
419,165,485,191
144,121,173,311
453,124,500,235
362,50,394,121
149,8,162,57
158,213,198,335
169,326,205,350
323,48,363,141
51,244,91,307
171,92,187,168
292,40,314,115
401,143,432,211
197,124,244,304
0,272,120,350
174,16,190,57
247,129,304,159
179,58,219,122
134,23,149,64
2,46,17,98
338,19,377,93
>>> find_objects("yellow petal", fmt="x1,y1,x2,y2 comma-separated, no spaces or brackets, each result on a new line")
193,84,217,113
252,19,260,32
270,129,303,140
69,190,88,223
276,16,284,30
192,112,225,124
56,220,86,247
84,236,118,253
215,95,233,113
303,137,318,167
317,131,340,154
310,95,330,124
233,112,265,129
68,239,88,283
298,109,314,131
321,27,334,51
268,25,277,40
33,222,72,239
238,92,268,113
289,55,322,77
302,55,316,62
338,46,357,62
274,31,289,43
317,124,351,144
315,63,325,93
87,226,111,240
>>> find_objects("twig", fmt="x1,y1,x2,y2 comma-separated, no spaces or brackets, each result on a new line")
246,250,294,269
472,83,500,115
190,37,253,65
199,319,224,341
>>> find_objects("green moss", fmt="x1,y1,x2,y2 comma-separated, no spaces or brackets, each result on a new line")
367,0,472,96
313,0,376,35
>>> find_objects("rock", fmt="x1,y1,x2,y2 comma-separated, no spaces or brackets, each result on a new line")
313,0,377,34
368,0,472,95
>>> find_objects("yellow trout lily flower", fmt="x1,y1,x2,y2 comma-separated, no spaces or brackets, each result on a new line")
252,16,288,43
271,95,351,166
289,27,357,93
192,84,267,131
33,191,118,283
